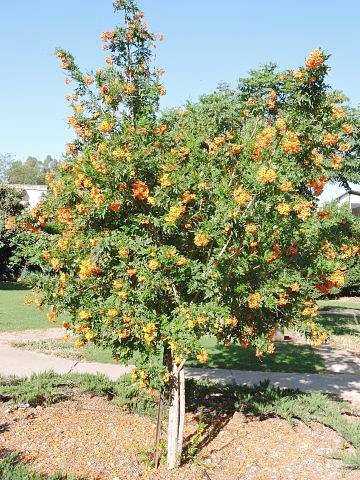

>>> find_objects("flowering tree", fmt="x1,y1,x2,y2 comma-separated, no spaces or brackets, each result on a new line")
18,0,360,468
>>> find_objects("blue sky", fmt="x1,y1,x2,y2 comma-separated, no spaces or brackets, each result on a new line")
1,0,360,166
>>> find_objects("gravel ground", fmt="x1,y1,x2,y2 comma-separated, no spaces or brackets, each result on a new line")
0,394,359,480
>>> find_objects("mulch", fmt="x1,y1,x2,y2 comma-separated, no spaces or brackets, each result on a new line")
0,394,358,480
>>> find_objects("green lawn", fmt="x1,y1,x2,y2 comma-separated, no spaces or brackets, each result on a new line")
319,298,360,311
15,338,115,364
0,282,57,332
2,281,358,372
15,335,325,373
190,335,325,373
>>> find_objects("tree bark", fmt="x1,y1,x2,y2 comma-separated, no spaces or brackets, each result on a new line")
176,365,185,462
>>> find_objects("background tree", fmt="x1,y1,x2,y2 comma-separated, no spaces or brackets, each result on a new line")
0,154,14,182
16,0,360,469
0,185,24,280
5,155,59,185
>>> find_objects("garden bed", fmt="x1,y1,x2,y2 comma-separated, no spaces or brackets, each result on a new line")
1,373,360,479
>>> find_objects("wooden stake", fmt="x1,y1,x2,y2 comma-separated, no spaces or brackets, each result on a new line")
154,393,163,468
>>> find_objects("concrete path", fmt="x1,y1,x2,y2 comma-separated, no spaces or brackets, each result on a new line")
320,308,360,318
0,328,132,380
2,328,360,404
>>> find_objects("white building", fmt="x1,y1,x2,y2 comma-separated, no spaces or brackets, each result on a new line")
335,189,360,216
8,184,47,209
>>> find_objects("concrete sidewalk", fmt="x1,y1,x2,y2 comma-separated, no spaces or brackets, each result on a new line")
1,328,360,404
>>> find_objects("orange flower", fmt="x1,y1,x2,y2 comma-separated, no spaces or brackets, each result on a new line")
279,180,293,192
266,243,281,263
51,258,62,272
79,259,101,279
267,89,277,110
171,146,190,158
229,143,242,156
154,124,167,135
310,149,323,166
83,75,94,86
247,292,262,309
277,292,289,307
281,132,301,154
305,49,324,69
332,105,345,119
257,167,277,184
66,143,78,156
318,209,330,220
194,232,210,247
57,207,73,225
276,203,291,216
47,308,57,323
321,241,336,260
338,142,350,152
159,173,172,188
293,69,305,81
181,191,196,204
109,201,122,212
123,82,136,94
252,127,276,160
289,283,300,292
307,176,327,196
158,85,167,96
245,223,257,234
322,132,339,146
293,201,313,221
98,120,114,133
4,216,16,230
275,118,287,133
132,180,149,200
302,301,319,317
342,123,354,135
331,154,342,170
329,269,346,288
233,186,252,206
100,30,116,42
101,84,109,95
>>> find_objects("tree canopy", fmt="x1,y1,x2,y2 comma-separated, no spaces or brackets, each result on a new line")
14,0,360,468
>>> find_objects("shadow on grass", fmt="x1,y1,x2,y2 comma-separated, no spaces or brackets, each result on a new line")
319,315,360,337
320,305,360,313
0,282,29,291
0,449,83,479
188,337,325,373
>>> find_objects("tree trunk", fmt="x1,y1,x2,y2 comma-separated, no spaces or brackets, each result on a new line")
166,361,185,469
176,365,185,460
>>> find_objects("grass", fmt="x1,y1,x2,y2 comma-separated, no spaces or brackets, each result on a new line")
0,282,59,332
0,281,358,372
1,371,360,469
14,335,326,374
0,454,78,480
191,335,325,373
319,298,360,311
319,314,360,353
14,338,115,364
